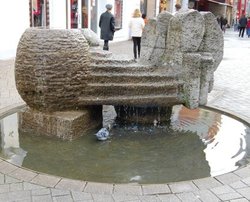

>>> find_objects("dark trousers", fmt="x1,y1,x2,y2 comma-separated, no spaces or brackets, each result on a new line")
132,37,141,59
239,27,246,37
103,40,109,51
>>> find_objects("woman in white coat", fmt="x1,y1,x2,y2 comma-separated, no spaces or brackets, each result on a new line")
129,9,145,60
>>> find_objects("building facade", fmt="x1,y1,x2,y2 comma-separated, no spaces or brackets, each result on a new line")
0,0,244,60
30,0,144,41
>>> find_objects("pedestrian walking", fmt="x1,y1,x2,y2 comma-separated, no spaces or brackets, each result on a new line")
142,13,148,24
238,14,247,38
99,4,115,51
216,16,221,26
129,9,145,60
173,3,181,15
221,17,228,33
246,17,250,38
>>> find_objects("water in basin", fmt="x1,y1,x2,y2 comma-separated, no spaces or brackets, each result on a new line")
0,105,249,184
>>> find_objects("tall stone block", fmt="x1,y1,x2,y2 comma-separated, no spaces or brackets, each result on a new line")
19,106,102,140
167,10,205,52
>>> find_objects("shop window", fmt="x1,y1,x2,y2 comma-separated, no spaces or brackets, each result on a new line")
114,0,122,30
140,0,147,15
159,0,171,13
71,0,78,28
91,0,97,32
82,0,88,28
31,0,48,27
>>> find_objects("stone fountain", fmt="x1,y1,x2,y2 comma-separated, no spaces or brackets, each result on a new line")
15,10,223,140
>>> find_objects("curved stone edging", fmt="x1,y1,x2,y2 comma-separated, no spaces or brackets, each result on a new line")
0,102,26,119
0,103,250,197
205,104,250,126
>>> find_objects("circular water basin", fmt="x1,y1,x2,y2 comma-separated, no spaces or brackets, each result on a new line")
0,105,249,184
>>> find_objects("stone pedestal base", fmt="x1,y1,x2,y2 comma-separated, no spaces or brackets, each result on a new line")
114,106,172,125
18,106,102,140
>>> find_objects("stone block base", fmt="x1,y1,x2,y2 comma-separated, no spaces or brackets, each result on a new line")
18,106,102,140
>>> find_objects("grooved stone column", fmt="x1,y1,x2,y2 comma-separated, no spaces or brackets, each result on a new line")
15,28,90,112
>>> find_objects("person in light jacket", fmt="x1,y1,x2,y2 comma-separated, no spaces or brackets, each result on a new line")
129,9,145,60
99,4,115,51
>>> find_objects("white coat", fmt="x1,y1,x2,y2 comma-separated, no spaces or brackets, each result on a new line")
129,17,145,37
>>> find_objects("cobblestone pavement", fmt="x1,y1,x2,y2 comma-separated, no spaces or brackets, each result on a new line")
0,29,250,201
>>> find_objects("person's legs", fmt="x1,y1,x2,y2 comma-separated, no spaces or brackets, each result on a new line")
239,27,242,37
241,27,245,37
137,37,141,58
132,37,137,59
222,25,226,33
103,40,109,50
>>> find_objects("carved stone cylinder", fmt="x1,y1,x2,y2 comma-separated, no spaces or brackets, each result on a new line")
15,28,90,112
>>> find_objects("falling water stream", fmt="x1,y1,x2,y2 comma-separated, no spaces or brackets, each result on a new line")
0,105,249,184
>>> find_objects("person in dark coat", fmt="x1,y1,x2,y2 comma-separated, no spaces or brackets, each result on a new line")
99,4,115,51
238,14,248,37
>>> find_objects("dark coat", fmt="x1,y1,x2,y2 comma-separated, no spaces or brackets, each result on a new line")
99,11,115,40
239,16,248,27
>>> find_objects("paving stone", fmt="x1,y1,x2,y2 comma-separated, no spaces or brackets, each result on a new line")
210,185,236,195
157,194,181,202
138,195,162,202
0,184,9,193
9,182,23,191
121,200,140,202
31,188,51,196
32,194,53,202
176,192,201,201
31,174,61,187
142,184,171,195
51,188,70,196
169,181,199,193
229,181,248,189
230,198,250,202
193,190,220,202
84,182,113,195
193,177,222,190
5,175,22,184
8,190,31,201
237,187,250,200
9,168,37,182
71,191,93,201
0,174,4,184
23,182,47,190
92,193,114,202
0,192,10,202
217,192,243,201
52,194,74,202
234,167,250,178
55,178,86,192
241,177,250,185
215,173,242,185
113,184,142,195
0,161,18,174
112,193,139,201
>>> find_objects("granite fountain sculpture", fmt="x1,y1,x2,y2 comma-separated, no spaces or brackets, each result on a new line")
15,10,223,140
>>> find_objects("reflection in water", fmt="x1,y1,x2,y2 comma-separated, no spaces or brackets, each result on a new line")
0,105,249,183
0,113,27,165
204,116,247,176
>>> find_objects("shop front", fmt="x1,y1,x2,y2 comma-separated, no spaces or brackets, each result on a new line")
30,0,49,27
29,0,153,41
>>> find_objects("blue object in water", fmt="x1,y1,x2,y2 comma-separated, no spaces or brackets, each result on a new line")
95,127,110,141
